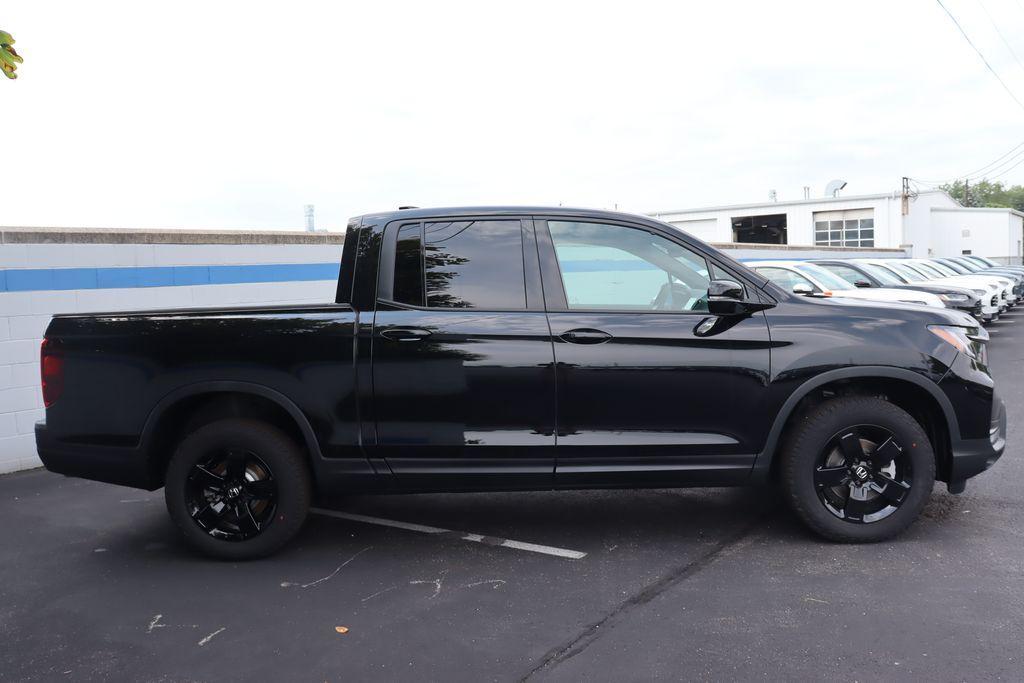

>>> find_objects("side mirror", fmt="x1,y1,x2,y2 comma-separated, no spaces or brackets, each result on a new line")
792,283,814,295
708,279,772,316
853,279,871,288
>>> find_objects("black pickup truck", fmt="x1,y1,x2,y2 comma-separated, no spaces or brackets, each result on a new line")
36,207,1006,559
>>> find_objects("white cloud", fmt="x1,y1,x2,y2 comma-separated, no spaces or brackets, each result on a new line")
3,0,1024,230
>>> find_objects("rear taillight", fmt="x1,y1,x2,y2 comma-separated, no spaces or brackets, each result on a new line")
40,338,64,408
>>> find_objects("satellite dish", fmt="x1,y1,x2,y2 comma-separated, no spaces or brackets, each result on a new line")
825,180,847,197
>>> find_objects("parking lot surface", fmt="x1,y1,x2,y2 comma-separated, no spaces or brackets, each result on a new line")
2,310,1023,682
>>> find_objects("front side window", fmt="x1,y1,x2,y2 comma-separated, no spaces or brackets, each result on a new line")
391,220,526,309
548,221,711,311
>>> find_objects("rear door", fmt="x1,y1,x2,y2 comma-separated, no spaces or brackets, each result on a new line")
536,217,772,486
371,216,556,483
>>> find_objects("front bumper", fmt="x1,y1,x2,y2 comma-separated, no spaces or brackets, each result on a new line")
947,392,1006,492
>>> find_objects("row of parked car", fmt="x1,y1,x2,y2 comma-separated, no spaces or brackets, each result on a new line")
745,255,1024,324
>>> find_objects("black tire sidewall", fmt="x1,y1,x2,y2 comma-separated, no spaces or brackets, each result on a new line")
164,418,312,560
782,397,935,542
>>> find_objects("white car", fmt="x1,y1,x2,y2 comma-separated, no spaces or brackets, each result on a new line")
858,259,1002,322
745,260,944,307
906,259,1016,308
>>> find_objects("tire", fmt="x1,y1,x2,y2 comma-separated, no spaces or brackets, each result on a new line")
164,418,312,560
780,396,935,543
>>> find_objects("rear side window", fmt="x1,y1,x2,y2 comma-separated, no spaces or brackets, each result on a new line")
391,220,526,309
393,224,424,305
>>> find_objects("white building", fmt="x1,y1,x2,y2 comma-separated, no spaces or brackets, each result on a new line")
651,189,1024,263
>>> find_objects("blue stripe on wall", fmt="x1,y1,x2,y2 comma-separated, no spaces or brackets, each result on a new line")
0,262,341,293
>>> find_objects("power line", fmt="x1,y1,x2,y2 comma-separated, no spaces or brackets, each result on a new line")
912,142,1024,187
934,0,1024,114
985,150,1024,179
962,139,1024,178
978,0,1024,74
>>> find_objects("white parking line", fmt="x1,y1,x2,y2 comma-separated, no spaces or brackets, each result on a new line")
310,508,587,560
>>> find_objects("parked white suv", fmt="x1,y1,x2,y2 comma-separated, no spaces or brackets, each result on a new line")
858,259,1002,322
745,260,944,307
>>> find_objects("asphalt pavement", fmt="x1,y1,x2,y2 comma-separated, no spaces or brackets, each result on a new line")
2,309,1022,681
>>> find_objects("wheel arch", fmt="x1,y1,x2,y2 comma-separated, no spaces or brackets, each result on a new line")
753,367,958,483
140,381,323,487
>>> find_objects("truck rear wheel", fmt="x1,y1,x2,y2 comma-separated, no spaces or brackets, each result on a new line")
780,396,935,542
164,418,312,560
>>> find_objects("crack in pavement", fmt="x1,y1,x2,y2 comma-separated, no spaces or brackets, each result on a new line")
519,506,775,681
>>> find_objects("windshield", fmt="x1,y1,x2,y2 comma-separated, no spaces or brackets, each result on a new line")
925,261,958,277
888,262,926,282
951,258,981,272
913,262,948,278
937,259,970,274
794,263,856,290
860,262,903,285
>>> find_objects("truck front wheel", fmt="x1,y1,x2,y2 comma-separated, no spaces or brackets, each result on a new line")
164,418,312,560
781,396,936,542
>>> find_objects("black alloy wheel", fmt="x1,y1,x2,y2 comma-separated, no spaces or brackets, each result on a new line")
165,418,312,560
781,396,935,543
813,425,912,524
186,449,278,541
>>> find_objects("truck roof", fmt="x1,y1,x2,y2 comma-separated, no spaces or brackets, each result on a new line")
352,205,657,223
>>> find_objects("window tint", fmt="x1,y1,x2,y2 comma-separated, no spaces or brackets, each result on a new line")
393,223,424,306
548,221,711,311
757,267,816,291
421,220,525,309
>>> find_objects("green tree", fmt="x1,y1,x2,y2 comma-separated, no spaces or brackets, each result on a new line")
939,179,1024,211
1,29,22,79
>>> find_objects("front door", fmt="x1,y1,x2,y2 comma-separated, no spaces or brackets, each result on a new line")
536,218,772,486
371,216,556,484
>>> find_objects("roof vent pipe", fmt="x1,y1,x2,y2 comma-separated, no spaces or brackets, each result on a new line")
825,180,847,198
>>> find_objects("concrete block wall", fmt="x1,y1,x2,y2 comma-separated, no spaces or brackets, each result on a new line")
0,227,344,474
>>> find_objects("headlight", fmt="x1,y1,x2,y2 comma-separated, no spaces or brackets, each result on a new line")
939,293,970,303
928,324,988,362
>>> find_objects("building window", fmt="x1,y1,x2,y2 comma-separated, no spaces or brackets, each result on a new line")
813,209,874,248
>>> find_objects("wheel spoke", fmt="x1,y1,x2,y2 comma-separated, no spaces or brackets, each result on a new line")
837,431,866,466
236,503,260,535
192,503,225,529
191,465,225,490
867,437,903,469
225,451,247,480
245,478,275,499
814,466,849,487
872,474,910,505
841,495,874,520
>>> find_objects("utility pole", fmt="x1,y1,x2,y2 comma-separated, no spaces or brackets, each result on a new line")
901,177,909,215
964,178,970,207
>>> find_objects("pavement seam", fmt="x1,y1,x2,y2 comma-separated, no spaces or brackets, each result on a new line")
519,505,775,681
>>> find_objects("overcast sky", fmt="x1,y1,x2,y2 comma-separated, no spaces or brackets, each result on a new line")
4,0,1024,231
